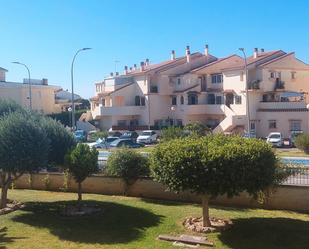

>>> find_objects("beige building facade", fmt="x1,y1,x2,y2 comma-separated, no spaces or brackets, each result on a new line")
91,47,309,138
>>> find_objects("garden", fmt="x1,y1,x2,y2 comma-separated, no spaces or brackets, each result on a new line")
1,100,309,248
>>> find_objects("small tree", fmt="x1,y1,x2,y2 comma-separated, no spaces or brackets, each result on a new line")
151,135,287,227
160,126,184,142
184,122,211,137
106,149,150,195
65,144,98,203
0,112,49,208
295,134,309,154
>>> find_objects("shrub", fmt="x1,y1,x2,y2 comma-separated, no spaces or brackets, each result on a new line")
184,122,211,137
150,134,287,227
65,144,98,203
107,149,150,195
160,126,184,142
88,131,108,142
295,134,309,154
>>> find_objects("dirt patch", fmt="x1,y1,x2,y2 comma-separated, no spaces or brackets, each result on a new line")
183,217,233,233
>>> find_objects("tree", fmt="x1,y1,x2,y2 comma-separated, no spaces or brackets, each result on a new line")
39,116,76,165
184,122,211,137
160,126,184,142
65,144,98,203
106,149,150,195
150,135,287,227
0,112,49,208
294,134,309,154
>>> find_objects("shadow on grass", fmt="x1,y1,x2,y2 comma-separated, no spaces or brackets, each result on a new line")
12,200,163,245
218,217,309,249
0,227,26,249
140,197,199,207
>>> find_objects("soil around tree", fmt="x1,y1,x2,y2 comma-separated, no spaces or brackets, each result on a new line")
183,217,233,233
0,200,25,215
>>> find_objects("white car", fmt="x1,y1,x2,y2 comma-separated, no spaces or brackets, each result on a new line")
137,130,158,144
266,132,283,147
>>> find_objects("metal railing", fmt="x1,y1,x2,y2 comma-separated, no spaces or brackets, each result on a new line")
283,166,309,186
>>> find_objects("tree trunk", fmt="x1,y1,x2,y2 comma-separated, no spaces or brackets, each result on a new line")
77,182,82,202
0,183,10,209
202,195,211,227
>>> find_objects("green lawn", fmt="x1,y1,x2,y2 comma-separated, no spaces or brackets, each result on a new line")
1,190,309,249
275,148,309,157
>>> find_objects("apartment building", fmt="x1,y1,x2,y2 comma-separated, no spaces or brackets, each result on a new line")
91,47,309,138
0,67,72,114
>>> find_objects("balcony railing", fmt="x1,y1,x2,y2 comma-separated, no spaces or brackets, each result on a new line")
112,125,149,131
259,101,306,110
274,80,285,90
248,80,260,90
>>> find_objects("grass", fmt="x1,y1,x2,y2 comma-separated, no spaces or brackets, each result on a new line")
275,148,309,157
1,190,309,249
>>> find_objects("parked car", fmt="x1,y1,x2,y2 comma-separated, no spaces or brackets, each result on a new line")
108,131,122,137
266,132,283,147
74,130,86,142
93,137,119,149
137,130,158,144
108,138,144,148
119,131,139,141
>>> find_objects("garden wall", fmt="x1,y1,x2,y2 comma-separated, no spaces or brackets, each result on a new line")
14,173,309,213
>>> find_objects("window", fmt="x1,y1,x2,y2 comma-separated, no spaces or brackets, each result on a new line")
171,96,177,105
101,98,105,106
211,73,223,84
117,120,127,126
290,120,301,131
180,96,184,105
291,72,296,79
269,120,277,129
270,72,275,78
141,96,146,106
235,95,242,104
177,78,181,85
207,94,215,104
188,94,198,105
250,122,256,131
135,96,141,106
215,95,222,104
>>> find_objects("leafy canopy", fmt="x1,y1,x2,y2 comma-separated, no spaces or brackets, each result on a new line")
65,144,98,183
107,148,150,184
151,135,286,198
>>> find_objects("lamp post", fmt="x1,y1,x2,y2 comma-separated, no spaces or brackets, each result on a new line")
71,48,92,130
306,104,309,133
239,48,250,135
12,61,32,110
171,106,176,126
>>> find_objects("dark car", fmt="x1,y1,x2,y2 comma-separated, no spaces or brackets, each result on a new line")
120,131,139,141
108,138,144,148
108,131,122,138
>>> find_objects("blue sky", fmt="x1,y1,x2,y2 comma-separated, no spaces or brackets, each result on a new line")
1,0,309,98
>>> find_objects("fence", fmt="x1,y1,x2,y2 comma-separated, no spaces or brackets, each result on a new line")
283,167,309,186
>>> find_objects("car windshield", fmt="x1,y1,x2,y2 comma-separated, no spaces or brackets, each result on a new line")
109,139,120,146
141,131,152,136
106,137,117,143
269,134,281,139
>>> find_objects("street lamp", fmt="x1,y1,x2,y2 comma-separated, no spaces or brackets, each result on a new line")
306,104,309,133
239,48,250,134
12,61,32,110
71,48,92,130
171,106,176,126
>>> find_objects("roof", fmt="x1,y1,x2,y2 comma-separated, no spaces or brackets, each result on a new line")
0,67,8,72
247,50,284,65
192,54,244,73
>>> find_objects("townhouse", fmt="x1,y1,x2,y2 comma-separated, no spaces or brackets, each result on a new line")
90,46,309,138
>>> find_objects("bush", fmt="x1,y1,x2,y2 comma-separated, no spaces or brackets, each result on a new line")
184,122,211,137
295,134,309,154
160,126,184,142
107,149,150,195
65,144,98,202
150,134,287,227
88,131,108,142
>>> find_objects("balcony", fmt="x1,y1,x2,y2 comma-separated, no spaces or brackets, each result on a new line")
182,104,227,115
259,102,306,111
274,80,285,91
99,106,146,116
248,80,261,90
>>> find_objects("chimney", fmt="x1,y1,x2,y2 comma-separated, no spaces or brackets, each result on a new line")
110,72,114,77
134,64,137,70
171,50,176,60
261,48,265,53
186,45,191,63
253,48,258,59
204,44,209,56
42,78,48,85
115,72,119,76
124,66,128,75
145,58,150,66
140,61,145,72
129,67,133,72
